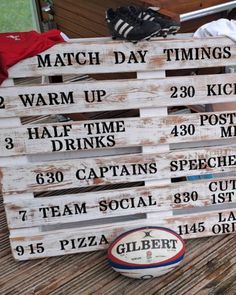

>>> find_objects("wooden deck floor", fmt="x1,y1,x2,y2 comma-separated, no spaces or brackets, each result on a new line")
1,191,236,295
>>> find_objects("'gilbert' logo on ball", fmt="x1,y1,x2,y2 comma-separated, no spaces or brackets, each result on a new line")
108,226,185,279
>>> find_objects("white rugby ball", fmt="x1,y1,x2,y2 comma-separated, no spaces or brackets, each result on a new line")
107,226,185,279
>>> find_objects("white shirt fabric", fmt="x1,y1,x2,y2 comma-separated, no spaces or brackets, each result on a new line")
194,18,236,42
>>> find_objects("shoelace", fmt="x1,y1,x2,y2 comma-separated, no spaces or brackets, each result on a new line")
118,9,144,26
148,9,172,20
128,6,144,21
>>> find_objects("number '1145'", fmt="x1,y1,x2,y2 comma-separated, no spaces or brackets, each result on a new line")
178,222,205,235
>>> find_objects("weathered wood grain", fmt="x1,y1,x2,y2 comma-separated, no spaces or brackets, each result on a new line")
4,175,236,229
2,144,236,194
9,208,236,260
1,73,236,117
2,110,236,156
8,37,236,78
2,33,236,263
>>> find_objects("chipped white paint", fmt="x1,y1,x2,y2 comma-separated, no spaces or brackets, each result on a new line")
1,34,236,260
2,110,236,156
9,208,236,260
2,144,236,194
8,37,236,78
4,175,236,228
0,73,235,117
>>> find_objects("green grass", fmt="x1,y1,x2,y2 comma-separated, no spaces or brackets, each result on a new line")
0,0,37,32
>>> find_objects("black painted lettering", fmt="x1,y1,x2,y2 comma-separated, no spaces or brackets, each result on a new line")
88,52,100,65
223,46,231,58
138,50,148,63
212,222,236,234
51,206,61,217
207,84,217,96
221,126,236,138
63,53,74,65
19,94,35,107
39,203,87,218
84,90,106,103
84,120,125,135
0,96,5,109
37,54,51,68
77,237,87,248
128,51,138,64
39,207,50,218
88,236,97,246
100,235,108,245
75,52,86,65
114,51,125,64
51,140,64,151
72,203,87,215
27,127,39,139
107,135,116,147
182,48,193,60
27,124,72,140
163,46,231,62
114,50,148,64
164,48,173,61
60,239,69,250
76,169,86,180
60,91,74,104
54,54,66,67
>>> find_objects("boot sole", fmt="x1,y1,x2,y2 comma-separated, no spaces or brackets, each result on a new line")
112,29,161,43
153,25,180,38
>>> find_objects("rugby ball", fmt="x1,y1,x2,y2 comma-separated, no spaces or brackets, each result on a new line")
108,226,185,279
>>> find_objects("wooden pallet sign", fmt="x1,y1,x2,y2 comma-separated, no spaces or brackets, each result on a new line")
1,34,236,260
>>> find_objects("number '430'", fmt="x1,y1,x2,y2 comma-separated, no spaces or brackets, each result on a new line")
171,124,195,137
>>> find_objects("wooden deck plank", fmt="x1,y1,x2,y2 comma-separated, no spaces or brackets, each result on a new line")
1,187,236,293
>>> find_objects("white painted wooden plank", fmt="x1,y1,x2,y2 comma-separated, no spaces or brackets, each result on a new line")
0,79,35,236
4,69,236,118
138,70,171,204
7,37,236,78
2,72,236,118
2,110,236,156
2,144,236,194
4,175,236,228
67,33,194,44
9,208,236,260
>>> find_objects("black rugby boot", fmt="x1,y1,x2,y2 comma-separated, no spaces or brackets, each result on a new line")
130,6,180,37
105,7,161,42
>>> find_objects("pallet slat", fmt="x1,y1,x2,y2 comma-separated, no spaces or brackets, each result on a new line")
9,208,236,260
2,109,236,156
8,37,236,78
4,175,236,229
2,144,236,194
1,73,236,117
